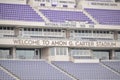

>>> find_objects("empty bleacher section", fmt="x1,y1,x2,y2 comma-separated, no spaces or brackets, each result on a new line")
0,60,72,80
0,0,120,79
40,9,94,23
102,61,120,73
0,3,44,22
52,61,120,80
0,68,15,80
85,8,120,25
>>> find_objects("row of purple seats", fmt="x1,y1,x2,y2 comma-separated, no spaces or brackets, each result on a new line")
0,60,72,80
52,61,120,80
0,3,44,22
0,68,15,80
40,9,94,24
85,8,120,25
102,61,120,73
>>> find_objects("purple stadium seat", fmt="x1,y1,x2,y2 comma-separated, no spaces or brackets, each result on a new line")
40,9,94,24
0,3,44,22
0,68,15,80
102,61,120,73
0,60,72,80
85,8,120,25
52,61,120,80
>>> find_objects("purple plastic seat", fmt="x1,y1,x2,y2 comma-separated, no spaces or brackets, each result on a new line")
85,8,120,25
0,60,72,80
0,69,15,80
40,9,94,24
0,3,44,22
52,61,120,80
102,61,120,73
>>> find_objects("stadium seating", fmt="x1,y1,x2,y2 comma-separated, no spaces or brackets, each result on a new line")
0,3,44,22
52,61,120,80
40,9,94,23
102,61,120,73
0,60,72,80
85,8,120,25
0,68,15,80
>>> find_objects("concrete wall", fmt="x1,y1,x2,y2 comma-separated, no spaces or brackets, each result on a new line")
0,0,26,4
29,0,75,8
41,48,49,60
79,1,120,10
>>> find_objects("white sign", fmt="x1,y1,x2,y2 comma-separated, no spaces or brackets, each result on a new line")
45,22,94,28
13,39,117,48
91,2,118,7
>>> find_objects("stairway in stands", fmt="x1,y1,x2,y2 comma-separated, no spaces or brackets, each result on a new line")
0,65,20,80
47,61,78,80
0,60,74,80
82,9,99,24
100,61,120,75
31,6,50,23
52,61,120,80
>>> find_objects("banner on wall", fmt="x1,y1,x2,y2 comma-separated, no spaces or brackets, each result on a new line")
12,39,117,48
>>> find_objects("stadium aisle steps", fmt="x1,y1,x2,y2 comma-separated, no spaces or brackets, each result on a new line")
0,65,20,80
101,61,120,74
82,9,99,24
0,60,72,80
52,61,79,80
52,61,120,80
46,61,78,80
31,6,50,22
